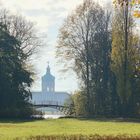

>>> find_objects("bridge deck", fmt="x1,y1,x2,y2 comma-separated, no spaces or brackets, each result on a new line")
31,100,69,108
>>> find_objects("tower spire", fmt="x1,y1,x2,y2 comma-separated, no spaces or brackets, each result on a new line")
42,61,55,92
46,61,50,74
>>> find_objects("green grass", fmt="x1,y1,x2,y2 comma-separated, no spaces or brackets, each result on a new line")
0,118,140,140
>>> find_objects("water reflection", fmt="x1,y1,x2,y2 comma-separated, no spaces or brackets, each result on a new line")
36,107,65,119
44,114,65,119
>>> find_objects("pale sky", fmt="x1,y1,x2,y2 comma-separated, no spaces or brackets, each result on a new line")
0,0,110,93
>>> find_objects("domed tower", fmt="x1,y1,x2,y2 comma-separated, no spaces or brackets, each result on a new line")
42,64,55,93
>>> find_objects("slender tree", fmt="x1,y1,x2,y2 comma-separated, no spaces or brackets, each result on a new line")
112,0,140,116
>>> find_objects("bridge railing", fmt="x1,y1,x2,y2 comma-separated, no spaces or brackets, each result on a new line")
31,100,64,106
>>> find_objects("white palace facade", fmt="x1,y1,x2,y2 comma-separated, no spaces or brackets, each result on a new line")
31,65,70,106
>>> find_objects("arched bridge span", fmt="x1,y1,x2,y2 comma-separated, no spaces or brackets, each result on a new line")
32,101,73,115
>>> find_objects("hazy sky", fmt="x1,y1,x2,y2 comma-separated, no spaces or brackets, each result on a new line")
0,0,110,93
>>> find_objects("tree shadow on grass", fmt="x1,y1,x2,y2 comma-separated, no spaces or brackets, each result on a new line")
60,116,140,123
0,117,45,124
75,117,140,123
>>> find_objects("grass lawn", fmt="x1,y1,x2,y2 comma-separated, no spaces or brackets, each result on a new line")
0,118,140,140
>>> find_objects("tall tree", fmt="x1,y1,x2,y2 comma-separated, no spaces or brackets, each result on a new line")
0,10,40,118
112,2,140,116
56,0,111,116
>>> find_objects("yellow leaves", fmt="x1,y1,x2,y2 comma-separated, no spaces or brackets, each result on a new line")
131,0,135,5
113,0,117,5
131,0,140,18
113,0,140,6
133,10,140,18
113,0,140,18
113,0,129,7
131,0,140,5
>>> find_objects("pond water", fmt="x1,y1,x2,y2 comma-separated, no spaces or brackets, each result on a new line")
43,114,65,119
36,107,65,119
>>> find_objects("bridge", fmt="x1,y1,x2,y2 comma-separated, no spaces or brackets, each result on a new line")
31,100,74,115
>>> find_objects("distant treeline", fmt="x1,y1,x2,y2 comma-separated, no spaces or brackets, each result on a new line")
56,0,140,117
